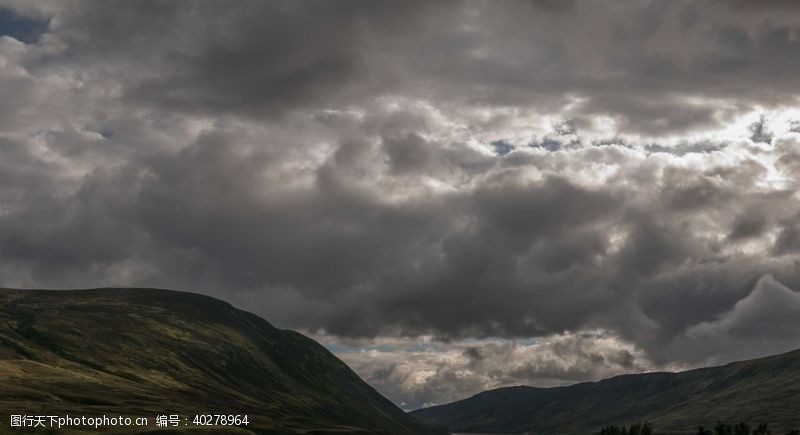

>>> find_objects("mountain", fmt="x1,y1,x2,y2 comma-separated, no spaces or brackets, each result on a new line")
0,287,438,434
411,348,800,434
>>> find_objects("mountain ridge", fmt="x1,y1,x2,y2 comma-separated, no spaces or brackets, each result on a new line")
411,347,800,434
0,287,439,434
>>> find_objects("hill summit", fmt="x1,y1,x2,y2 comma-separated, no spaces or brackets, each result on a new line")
412,346,800,434
0,288,437,434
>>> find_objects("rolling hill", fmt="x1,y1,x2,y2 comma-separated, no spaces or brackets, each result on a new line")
411,348,800,434
0,287,438,434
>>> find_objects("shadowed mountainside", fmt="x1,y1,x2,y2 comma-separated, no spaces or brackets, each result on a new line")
0,288,438,434
412,348,800,434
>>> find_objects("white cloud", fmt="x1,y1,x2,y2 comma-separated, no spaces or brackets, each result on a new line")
327,331,657,410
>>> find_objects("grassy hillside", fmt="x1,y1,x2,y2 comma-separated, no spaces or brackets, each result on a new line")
0,288,438,434
411,348,800,434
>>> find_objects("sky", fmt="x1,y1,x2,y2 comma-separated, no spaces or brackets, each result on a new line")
1,0,800,411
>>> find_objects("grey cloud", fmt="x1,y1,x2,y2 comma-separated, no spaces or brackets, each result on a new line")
661,172,734,211
669,275,800,365
14,0,451,118
749,116,774,144
463,346,483,362
774,219,800,255
2,0,800,408
4,116,798,352
727,213,768,241
7,0,800,130
382,133,436,175
615,219,695,277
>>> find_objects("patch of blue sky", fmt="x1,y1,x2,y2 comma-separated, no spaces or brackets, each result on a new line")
491,139,515,156
459,336,539,346
324,341,447,354
0,8,48,44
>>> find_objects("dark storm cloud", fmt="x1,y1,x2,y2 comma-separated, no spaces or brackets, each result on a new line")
774,220,800,255
2,0,800,407
727,213,769,241
23,0,451,117
382,133,437,175
386,0,800,134
669,275,800,364
7,0,800,128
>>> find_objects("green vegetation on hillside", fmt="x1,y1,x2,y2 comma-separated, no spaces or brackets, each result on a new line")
412,348,800,434
596,422,800,435
695,422,799,435
596,422,654,435
0,288,438,434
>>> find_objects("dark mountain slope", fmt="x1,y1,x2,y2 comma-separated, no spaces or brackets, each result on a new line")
0,288,437,434
411,348,800,434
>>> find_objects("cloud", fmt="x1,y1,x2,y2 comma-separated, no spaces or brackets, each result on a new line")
329,330,656,410
1,0,800,407
671,275,800,364
6,0,800,132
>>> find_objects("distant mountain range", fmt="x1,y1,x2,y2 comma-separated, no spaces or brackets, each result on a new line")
412,347,800,434
0,288,438,434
